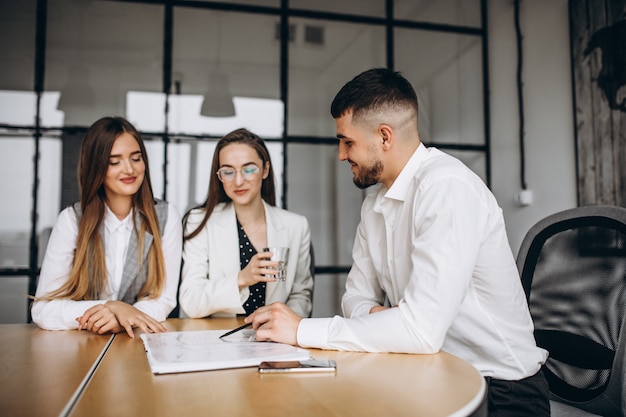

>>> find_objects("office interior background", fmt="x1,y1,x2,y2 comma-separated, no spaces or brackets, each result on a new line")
0,0,580,323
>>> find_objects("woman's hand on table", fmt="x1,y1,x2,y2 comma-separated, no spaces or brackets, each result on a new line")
77,301,167,338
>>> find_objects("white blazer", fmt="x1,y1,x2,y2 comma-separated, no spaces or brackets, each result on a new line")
179,201,313,318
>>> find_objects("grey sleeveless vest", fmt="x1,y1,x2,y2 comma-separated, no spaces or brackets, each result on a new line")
72,200,169,303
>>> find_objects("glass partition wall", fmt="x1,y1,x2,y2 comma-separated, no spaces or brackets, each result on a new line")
0,0,488,322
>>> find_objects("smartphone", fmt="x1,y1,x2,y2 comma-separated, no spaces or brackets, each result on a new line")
258,359,337,373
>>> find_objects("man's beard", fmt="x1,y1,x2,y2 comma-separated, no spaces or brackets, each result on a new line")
352,159,383,189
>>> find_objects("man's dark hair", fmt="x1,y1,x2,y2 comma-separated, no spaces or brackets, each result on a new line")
330,68,418,120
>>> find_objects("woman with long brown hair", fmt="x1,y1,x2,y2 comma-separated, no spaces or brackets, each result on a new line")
179,128,313,318
32,117,182,337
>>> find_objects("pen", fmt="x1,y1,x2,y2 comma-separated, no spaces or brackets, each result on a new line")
219,322,252,340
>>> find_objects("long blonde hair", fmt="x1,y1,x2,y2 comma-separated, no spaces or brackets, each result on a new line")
42,117,166,301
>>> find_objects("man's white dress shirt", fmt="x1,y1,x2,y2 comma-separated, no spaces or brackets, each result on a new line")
298,144,548,380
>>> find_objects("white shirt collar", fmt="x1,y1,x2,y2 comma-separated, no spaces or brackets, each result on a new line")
384,143,428,202
103,205,134,233
373,143,427,212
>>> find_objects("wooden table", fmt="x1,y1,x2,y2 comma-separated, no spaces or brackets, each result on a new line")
69,318,486,417
0,323,113,417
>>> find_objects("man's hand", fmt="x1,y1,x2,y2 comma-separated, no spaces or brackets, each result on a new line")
244,302,302,346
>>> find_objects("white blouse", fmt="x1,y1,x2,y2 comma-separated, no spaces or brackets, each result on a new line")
32,203,182,330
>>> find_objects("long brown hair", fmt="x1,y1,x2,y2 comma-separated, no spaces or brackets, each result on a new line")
183,128,276,241
42,117,166,301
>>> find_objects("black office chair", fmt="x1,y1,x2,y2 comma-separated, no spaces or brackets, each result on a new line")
516,205,626,417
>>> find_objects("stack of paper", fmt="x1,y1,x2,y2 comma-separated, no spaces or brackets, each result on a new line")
140,330,311,374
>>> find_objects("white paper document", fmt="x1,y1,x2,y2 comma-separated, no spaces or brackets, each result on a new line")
140,330,311,374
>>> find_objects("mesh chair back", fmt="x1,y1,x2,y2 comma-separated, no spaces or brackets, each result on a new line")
516,205,626,416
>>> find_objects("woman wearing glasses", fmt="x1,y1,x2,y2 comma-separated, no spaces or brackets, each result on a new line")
179,128,313,318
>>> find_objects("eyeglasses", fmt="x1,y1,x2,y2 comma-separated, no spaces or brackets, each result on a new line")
216,164,261,182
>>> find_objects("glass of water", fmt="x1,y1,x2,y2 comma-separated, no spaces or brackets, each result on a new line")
262,247,289,282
